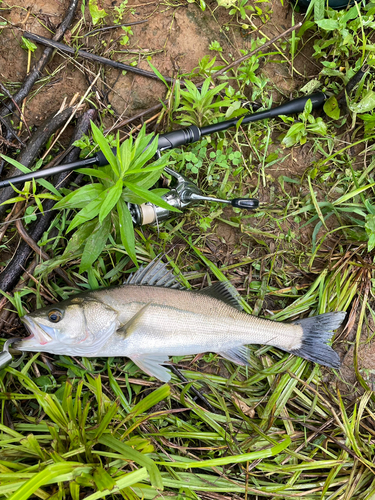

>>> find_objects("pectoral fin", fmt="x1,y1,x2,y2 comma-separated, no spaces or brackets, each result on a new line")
130,354,171,382
117,303,151,338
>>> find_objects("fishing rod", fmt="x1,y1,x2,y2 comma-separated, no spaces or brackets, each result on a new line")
0,92,327,189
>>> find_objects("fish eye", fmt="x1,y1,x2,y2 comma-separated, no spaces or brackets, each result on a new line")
48,310,63,323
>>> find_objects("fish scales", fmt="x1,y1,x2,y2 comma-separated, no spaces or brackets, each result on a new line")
89,286,304,356
17,257,346,381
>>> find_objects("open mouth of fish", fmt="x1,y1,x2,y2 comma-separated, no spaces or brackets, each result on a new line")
20,316,54,347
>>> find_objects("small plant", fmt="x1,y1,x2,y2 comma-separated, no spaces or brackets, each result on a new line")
113,0,129,22
53,124,178,270
88,0,108,24
119,25,133,45
175,78,233,127
280,98,328,148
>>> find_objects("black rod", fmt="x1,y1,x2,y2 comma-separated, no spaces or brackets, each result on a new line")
0,92,327,188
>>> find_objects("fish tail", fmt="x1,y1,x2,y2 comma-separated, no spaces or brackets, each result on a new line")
288,312,346,368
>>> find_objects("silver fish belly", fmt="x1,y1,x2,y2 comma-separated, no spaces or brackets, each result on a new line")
18,257,346,382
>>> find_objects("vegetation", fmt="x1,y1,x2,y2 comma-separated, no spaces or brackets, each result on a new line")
1,0,375,498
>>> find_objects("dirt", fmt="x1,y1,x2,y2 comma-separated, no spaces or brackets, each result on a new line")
0,0,318,127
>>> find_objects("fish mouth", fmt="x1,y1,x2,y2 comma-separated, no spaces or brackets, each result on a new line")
20,316,53,347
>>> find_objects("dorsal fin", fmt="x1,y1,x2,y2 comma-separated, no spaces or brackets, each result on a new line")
198,281,244,311
124,255,183,289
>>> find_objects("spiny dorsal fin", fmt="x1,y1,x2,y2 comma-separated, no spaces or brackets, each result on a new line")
198,281,244,311
125,255,183,288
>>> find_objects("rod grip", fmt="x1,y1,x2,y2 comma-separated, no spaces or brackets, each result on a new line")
231,198,259,209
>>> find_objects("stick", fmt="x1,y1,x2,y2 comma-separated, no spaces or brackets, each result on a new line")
0,82,30,136
212,23,302,78
23,31,174,84
84,19,149,37
0,116,26,148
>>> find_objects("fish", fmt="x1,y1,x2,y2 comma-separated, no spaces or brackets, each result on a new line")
18,257,346,382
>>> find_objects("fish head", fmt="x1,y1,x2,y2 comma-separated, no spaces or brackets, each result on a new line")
19,296,119,355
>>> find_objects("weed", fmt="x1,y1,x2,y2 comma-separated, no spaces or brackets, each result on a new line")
52,124,177,269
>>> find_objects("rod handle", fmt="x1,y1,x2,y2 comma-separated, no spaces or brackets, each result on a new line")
231,198,259,209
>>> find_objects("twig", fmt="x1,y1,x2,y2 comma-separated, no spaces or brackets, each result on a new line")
0,82,30,136
0,115,26,148
0,202,25,245
85,19,149,37
211,23,302,79
41,73,101,160
23,31,174,83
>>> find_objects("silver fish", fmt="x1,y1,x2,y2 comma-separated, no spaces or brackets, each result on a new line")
18,257,346,382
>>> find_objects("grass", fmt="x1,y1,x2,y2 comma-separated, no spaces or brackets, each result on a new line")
1,0,375,498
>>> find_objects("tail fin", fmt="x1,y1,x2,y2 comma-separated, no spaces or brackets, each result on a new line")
289,312,346,369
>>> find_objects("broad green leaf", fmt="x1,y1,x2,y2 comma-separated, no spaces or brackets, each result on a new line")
333,183,375,205
67,196,104,233
0,154,31,174
99,178,123,224
307,118,327,135
124,181,181,212
125,385,170,421
35,219,98,276
366,214,375,251
314,0,324,22
147,60,169,87
93,467,116,492
316,19,339,31
126,136,159,174
157,436,291,468
350,91,375,113
91,122,118,175
76,168,112,181
38,178,62,198
117,198,137,265
55,184,104,209
323,96,340,120
21,37,37,52
88,0,108,24
79,215,111,273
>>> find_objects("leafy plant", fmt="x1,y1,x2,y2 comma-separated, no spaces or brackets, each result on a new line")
313,5,375,60
119,25,133,45
175,78,233,127
88,0,108,24
113,0,129,22
53,123,178,270
280,98,328,148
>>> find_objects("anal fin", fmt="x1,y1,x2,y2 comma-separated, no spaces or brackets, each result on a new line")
218,346,251,366
130,354,171,382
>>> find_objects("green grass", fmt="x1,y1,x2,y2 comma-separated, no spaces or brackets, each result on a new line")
1,0,375,498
